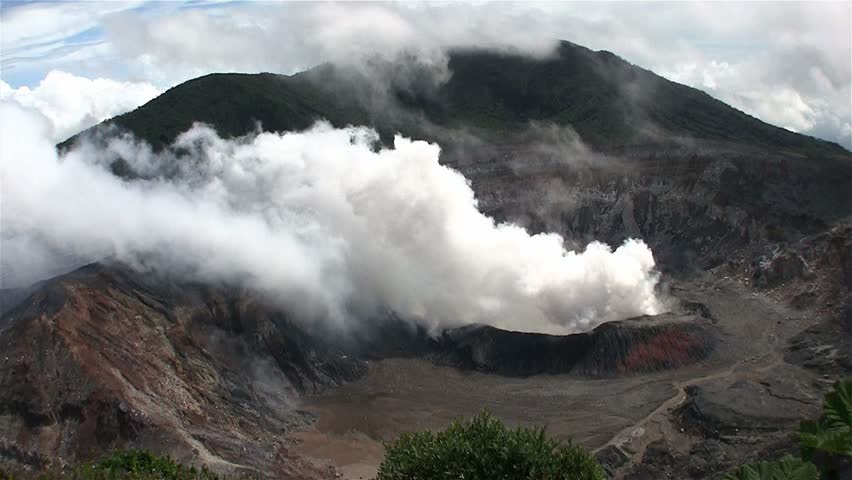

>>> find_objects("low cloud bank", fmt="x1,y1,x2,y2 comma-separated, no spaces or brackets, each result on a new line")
1,102,660,334
0,71,160,142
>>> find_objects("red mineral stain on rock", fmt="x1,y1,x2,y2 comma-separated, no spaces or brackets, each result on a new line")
619,330,704,373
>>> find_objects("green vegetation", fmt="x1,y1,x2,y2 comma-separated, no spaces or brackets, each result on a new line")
376,411,604,480
4,383,847,479
724,379,852,480
83,72,375,151
799,379,852,478
60,42,847,156
0,450,221,480
723,455,820,480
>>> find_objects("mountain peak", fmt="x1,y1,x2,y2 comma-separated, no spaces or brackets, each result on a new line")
62,43,848,157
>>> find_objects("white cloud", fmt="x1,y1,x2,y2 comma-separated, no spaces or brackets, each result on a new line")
659,55,851,145
637,2,851,147
0,1,143,79
1,103,661,334
0,70,160,142
738,88,816,134
0,1,138,50
99,2,561,85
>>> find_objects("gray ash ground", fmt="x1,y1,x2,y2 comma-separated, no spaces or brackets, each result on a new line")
3,254,841,479
2,212,848,480
288,273,838,479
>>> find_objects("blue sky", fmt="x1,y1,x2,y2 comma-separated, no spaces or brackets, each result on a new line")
1,1,850,147
1,0,245,86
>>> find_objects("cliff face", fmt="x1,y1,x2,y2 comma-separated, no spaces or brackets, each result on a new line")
455,139,851,275
0,263,362,476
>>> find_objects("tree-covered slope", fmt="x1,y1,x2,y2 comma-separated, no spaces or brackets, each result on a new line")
432,43,845,152
84,72,372,149
63,41,848,156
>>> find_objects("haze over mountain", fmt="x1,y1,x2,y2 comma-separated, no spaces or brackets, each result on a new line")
4,2,850,149
1,23,850,480
66,42,847,155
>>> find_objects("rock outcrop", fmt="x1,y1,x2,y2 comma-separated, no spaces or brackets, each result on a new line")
0,262,363,477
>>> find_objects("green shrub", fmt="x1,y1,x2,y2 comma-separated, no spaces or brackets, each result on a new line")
723,379,852,480
722,455,819,480
799,379,852,478
74,449,220,480
799,379,852,458
376,411,604,480
1,450,222,480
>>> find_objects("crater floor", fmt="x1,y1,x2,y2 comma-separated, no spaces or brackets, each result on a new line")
289,274,828,479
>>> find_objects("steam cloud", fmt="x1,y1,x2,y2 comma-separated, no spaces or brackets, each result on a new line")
1,102,661,334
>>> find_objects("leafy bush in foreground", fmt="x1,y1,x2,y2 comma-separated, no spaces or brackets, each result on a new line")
723,455,819,480
376,411,604,480
1,450,221,480
82,450,220,480
799,379,852,477
724,379,851,480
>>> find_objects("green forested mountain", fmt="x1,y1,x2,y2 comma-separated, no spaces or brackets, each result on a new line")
63,41,847,156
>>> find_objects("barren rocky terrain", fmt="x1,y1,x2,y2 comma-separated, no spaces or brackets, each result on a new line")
1,43,850,478
288,271,837,479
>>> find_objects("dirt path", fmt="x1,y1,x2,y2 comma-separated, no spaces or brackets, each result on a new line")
596,276,804,478
597,350,785,477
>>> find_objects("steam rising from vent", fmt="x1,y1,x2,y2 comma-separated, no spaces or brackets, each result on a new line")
1,102,661,334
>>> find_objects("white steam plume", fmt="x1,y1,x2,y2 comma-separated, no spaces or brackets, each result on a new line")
1,102,660,334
